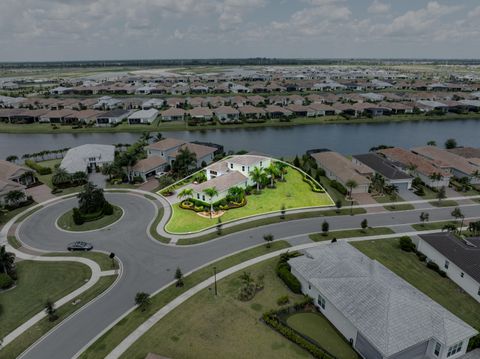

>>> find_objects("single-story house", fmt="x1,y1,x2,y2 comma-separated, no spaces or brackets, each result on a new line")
418,233,480,304
213,106,240,123
93,96,124,110
290,242,478,359
0,179,26,205
129,156,167,182
128,109,159,124
353,153,413,190
64,110,103,124
238,105,265,119
412,146,480,184
307,103,336,116
39,110,75,123
378,147,451,188
190,171,248,203
142,99,165,110
0,160,36,186
416,100,449,113
311,151,372,194
286,104,316,117
96,109,130,125
160,108,186,122
265,105,292,118
60,144,115,174
188,107,214,121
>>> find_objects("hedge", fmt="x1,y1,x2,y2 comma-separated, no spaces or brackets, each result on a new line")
25,159,52,175
276,259,302,294
329,180,347,195
303,176,325,193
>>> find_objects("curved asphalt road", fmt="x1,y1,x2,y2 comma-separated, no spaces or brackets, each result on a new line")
16,193,480,359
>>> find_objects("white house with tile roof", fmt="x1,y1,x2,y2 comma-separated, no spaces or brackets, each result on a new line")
289,242,478,359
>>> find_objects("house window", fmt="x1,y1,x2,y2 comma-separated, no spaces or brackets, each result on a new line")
260,161,263,166
444,260,449,269
197,194,200,199
317,294,326,310
308,283,311,290
461,272,464,278
478,287,480,296
202,195,205,201
434,342,441,356
242,165,245,172
447,341,463,357
230,163,233,169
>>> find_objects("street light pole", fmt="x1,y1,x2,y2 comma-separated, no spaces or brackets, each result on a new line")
213,266,217,296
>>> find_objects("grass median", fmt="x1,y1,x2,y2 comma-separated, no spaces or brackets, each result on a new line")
56,205,123,232
309,227,394,242
79,240,291,359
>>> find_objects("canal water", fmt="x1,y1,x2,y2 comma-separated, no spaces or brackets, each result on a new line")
1,119,479,159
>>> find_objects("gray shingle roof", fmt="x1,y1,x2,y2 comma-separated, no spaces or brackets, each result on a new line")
289,242,477,357
353,153,412,181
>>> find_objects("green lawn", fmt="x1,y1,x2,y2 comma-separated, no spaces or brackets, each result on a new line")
0,202,37,229
35,159,84,195
149,207,170,244
1,275,116,359
373,195,415,211
56,205,123,232
309,227,394,242
411,221,458,231
119,258,310,359
44,251,119,271
287,313,359,359
80,241,291,359
0,261,91,339
352,238,480,330
318,176,354,205
429,200,458,207
165,169,333,234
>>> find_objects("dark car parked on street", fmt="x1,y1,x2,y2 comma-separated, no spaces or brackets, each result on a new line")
67,241,93,251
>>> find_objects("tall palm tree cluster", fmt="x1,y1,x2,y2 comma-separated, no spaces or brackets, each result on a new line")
77,182,108,214
249,162,286,193
52,168,88,188
172,148,197,178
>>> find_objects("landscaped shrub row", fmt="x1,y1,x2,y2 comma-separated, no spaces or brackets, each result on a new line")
427,260,447,277
25,160,52,175
72,202,114,225
262,308,334,359
4,196,34,211
276,253,302,294
329,180,347,196
303,176,325,193
398,238,447,278
180,197,247,213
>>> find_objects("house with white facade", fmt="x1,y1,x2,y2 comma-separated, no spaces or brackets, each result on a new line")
127,109,158,124
60,144,115,174
289,242,478,359
418,233,480,304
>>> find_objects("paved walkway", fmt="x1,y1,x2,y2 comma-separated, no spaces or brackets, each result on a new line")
105,228,448,358
138,179,159,192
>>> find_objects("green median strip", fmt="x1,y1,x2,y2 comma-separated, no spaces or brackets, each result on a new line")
176,208,367,246
429,200,459,208
309,227,394,242
79,240,291,359
149,207,170,244
1,275,117,359
411,221,458,231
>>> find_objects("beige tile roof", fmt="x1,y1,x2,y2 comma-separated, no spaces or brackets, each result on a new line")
148,138,186,151
311,151,371,186
412,146,478,175
0,160,31,181
228,155,269,166
170,143,217,159
132,156,167,172
0,179,24,196
191,171,247,193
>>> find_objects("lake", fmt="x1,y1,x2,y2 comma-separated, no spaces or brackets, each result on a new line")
1,119,479,160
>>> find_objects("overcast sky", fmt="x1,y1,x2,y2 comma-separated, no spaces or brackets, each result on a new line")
1,0,479,62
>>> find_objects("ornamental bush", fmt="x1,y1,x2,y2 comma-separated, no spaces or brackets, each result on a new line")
329,180,347,195
0,273,14,289
103,202,114,215
276,261,302,294
427,260,440,271
25,160,52,175
72,208,85,225
416,251,427,262
399,236,416,252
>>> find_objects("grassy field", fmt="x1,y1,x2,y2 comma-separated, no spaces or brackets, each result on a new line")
165,168,333,234
79,241,291,359
352,238,480,330
0,261,91,339
0,202,37,229
309,227,394,242
119,258,311,359
287,312,359,359
411,220,459,231
56,205,123,232
1,275,116,359
429,200,459,207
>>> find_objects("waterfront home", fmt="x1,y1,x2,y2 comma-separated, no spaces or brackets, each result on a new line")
378,147,451,188
60,144,115,174
188,107,214,121
0,179,26,205
39,110,75,123
127,109,159,124
213,106,240,123
129,156,167,182
160,108,186,122
289,242,478,359
147,138,217,168
238,105,265,119
418,233,480,304
0,160,36,186
96,109,130,126
310,150,371,194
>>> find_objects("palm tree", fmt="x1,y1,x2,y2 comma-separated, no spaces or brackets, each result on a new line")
45,300,58,321
102,163,120,181
275,161,288,182
5,190,25,207
227,186,245,203
264,163,279,188
203,187,219,218
0,245,16,277
345,179,357,215
371,173,386,195
173,147,197,177
52,167,71,186
178,188,193,202
154,132,164,142
451,207,465,235
249,166,266,192
263,233,274,248
386,184,399,208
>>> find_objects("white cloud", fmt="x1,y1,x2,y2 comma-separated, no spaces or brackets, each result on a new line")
367,0,390,14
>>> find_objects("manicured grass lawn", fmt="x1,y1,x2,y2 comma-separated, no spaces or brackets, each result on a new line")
0,261,91,339
413,185,438,200
411,221,458,231
165,169,334,234
80,241,291,359
45,251,119,271
287,312,359,359
36,159,84,195
119,258,310,359
309,227,394,242
352,238,480,330
373,195,415,211
176,207,367,245
0,202,37,229
429,200,458,207
1,275,116,359
318,176,354,206
56,205,123,232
